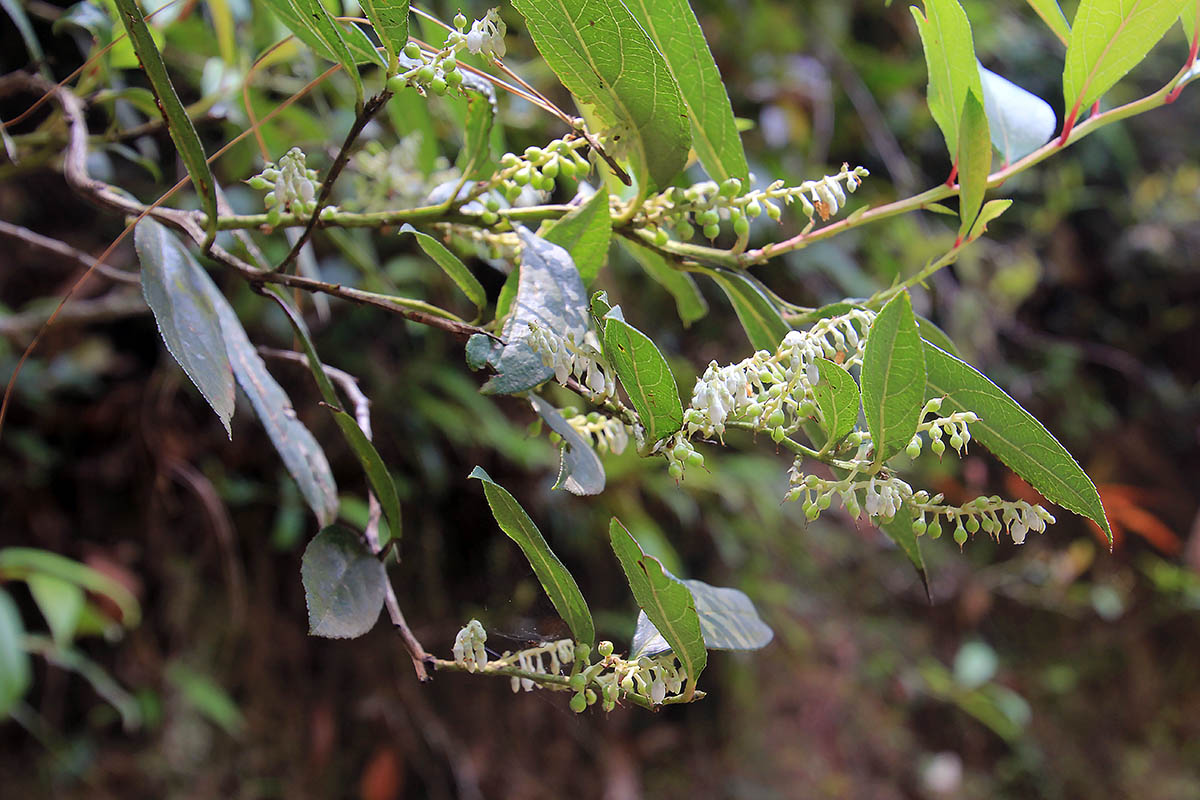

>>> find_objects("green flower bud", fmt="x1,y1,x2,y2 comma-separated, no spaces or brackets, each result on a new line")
931,438,946,457
672,443,690,460
805,502,820,521
928,518,943,539
733,214,750,237
906,437,922,459
263,191,276,207
745,402,763,419
745,199,763,218
954,525,968,547
417,65,436,83
669,461,684,480
485,196,501,212
950,433,964,451
569,674,586,693
575,642,590,662
558,158,577,180
454,12,467,28
524,146,544,161
536,173,555,192
653,226,670,246
569,692,587,713
771,425,786,443
597,641,614,658
676,221,695,240
247,176,271,190
698,209,720,226
765,200,782,221
514,167,532,186
386,74,408,94
703,223,721,239
429,76,448,95
817,493,832,510
965,515,980,533
542,158,559,179
912,518,927,536
720,177,742,197
446,68,464,87
481,210,499,225
686,451,704,469
585,689,597,706
442,55,457,72
767,409,786,428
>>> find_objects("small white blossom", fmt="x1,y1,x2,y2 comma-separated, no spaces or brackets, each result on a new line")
466,8,506,60
452,619,488,673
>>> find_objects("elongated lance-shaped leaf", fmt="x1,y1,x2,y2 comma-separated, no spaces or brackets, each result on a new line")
603,318,683,444
1063,0,1188,120
1026,0,1071,44
510,0,691,189
112,0,218,241
267,290,403,544
542,189,612,284
879,512,931,601
967,198,1013,241
287,0,366,106
922,342,1112,541
0,548,141,627
529,395,606,496
620,239,708,327
956,91,991,240
0,587,31,718
301,526,386,639
910,0,984,160
862,291,926,464
610,518,706,699
399,224,486,319
134,219,234,436
979,65,1057,164
469,467,595,647
360,0,409,73
457,82,498,182
623,0,749,184
630,579,773,659
811,358,860,449
709,271,790,353
261,0,386,66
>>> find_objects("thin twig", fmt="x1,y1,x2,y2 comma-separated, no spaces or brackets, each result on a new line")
0,220,140,284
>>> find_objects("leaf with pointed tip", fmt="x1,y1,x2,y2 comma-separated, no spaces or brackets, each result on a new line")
710,271,790,352
630,579,773,659
286,0,366,105
603,318,683,444
957,91,991,239
862,292,926,464
470,467,595,646
621,239,708,327
911,0,984,159
134,219,235,436
811,358,860,448
1026,0,1071,44
482,227,590,395
509,0,691,188
457,81,498,181
529,396,605,496
609,518,705,699
623,0,749,183
0,587,30,717
359,0,409,71
27,574,84,646
301,526,385,639
879,512,931,601
263,0,386,67
979,65,1056,166
967,198,1013,241
399,224,486,318
542,190,612,284
923,342,1112,541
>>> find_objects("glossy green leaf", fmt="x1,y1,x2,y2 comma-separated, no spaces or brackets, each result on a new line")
710,271,790,352
542,190,612,284
530,395,605,496
623,0,749,183
1026,0,1071,44
620,239,708,327
609,518,706,699
911,0,984,159
399,224,486,318
360,0,409,71
862,292,926,464
482,227,590,395
923,342,1112,541
267,291,403,544
456,82,498,182
0,587,31,718
134,219,235,436
510,0,691,188
470,467,595,647
880,512,931,601
811,358,860,449
288,0,366,106
630,579,773,659
603,319,683,444
0,547,141,627
979,65,1056,164
916,315,961,357
967,198,1013,241
301,525,386,639
956,91,991,239
1063,0,1188,116
264,0,386,67
27,574,84,646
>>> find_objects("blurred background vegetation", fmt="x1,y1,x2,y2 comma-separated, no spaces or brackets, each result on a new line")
1,0,1199,797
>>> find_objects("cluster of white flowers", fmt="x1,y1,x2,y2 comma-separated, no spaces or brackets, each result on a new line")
798,164,867,221
502,638,575,693
247,147,331,226
451,619,488,673
465,8,506,60
611,654,687,706
526,322,615,398
684,309,875,440
906,398,979,458
566,411,630,455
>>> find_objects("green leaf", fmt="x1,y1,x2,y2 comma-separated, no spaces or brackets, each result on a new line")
923,342,1112,541
967,198,1013,241
456,82,498,182
482,226,590,395
916,315,961,357
0,547,141,628
301,525,386,639
360,0,409,72
630,579,773,659
529,395,606,495
134,219,235,436
112,0,218,240
1063,0,1188,117
620,239,708,327
287,0,366,106
469,467,595,647
609,518,706,699
623,0,749,183
509,0,691,188
27,574,84,646
465,332,502,371
1026,0,1071,44
165,662,244,734
0,587,31,718
910,0,984,159
264,0,386,66
709,271,790,352
542,190,612,284
956,91,991,240
267,291,403,544
603,318,683,444
862,292,926,464
811,358,860,449
399,224,486,319
879,512,931,601
979,64,1056,164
